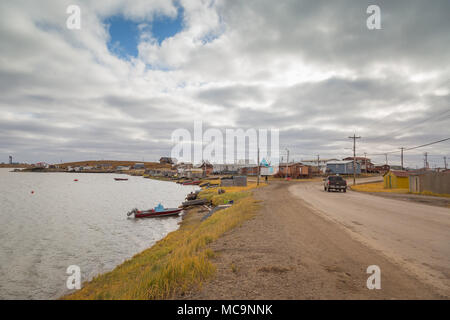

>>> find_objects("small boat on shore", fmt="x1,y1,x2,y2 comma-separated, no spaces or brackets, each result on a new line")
181,198,209,207
127,203,182,218
114,178,128,181
182,180,202,185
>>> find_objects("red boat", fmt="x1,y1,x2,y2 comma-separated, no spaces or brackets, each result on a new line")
182,180,201,185
127,208,182,218
114,178,128,181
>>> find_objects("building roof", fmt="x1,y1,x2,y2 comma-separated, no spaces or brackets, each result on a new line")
279,162,305,167
385,170,413,177
327,160,354,165
301,158,339,163
343,157,371,161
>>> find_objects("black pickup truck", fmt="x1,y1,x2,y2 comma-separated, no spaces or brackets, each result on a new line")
324,175,347,192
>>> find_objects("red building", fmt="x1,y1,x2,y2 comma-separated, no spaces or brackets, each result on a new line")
275,163,311,178
374,164,390,174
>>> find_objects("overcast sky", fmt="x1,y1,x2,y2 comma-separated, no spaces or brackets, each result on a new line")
0,0,449,167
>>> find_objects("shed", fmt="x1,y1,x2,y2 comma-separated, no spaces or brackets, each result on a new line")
185,168,203,179
220,176,247,187
409,171,450,194
233,176,247,187
383,170,410,189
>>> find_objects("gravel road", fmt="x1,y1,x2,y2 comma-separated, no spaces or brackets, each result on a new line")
180,180,447,299
290,179,450,296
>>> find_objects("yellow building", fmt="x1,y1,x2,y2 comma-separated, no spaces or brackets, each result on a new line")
383,170,410,189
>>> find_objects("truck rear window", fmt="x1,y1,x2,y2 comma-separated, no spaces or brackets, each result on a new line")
329,176,343,181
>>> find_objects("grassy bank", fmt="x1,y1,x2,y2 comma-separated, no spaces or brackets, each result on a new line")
413,190,450,198
351,182,409,194
63,183,263,300
351,181,450,198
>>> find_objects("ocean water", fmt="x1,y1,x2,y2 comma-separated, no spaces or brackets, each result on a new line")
0,168,197,299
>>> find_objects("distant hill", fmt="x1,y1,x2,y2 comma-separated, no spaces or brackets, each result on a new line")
56,160,170,169
0,163,30,168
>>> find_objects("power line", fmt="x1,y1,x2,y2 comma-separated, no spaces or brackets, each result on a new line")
367,137,450,156
364,109,450,142
404,137,450,151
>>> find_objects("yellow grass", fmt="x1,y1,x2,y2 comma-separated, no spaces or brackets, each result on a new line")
412,191,450,198
351,182,409,194
63,191,260,300
202,179,221,185
199,182,266,206
353,182,450,198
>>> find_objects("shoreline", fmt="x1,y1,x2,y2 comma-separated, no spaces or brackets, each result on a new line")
63,178,264,299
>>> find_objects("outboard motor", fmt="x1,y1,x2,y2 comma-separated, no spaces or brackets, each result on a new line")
127,208,138,217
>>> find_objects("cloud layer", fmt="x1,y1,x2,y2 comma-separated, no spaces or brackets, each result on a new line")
1,0,449,167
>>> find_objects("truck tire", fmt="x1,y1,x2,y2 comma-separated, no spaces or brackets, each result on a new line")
343,188,346,193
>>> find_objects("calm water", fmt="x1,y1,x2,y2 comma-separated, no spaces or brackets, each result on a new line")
0,168,197,299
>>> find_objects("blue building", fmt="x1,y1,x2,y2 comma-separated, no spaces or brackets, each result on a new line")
326,160,361,174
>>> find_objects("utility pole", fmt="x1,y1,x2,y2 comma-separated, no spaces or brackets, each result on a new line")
257,147,260,186
424,152,428,169
317,155,320,175
364,152,367,174
348,134,361,186
400,147,405,170
285,148,289,179
444,156,447,170
385,153,388,165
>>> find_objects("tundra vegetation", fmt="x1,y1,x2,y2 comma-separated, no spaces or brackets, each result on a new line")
352,181,450,198
64,183,263,300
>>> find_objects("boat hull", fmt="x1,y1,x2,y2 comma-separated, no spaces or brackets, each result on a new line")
182,180,201,185
134,208,182,218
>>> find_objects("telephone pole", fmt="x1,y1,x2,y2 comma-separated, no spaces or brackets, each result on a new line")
348,134,361,186
400,147,405,170
385,153,388,165
424,152,428,169
257,147,260,186
285,148,289,179
364,152,367,174
317,155,320,174
444,156,447,170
